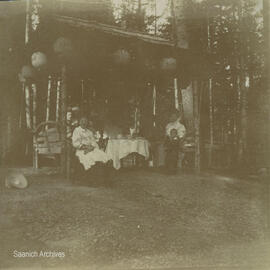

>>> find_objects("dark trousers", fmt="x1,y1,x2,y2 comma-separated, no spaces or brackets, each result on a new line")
165,150,179,174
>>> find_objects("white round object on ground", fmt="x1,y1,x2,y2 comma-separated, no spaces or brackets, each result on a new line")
5,172,28,189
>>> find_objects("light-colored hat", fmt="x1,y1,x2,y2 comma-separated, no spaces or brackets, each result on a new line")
5,172,28,189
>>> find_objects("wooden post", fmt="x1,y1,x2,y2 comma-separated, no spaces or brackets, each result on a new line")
193,79,200,173
25,84,31,129
174,78,179,110
7,115,11,155
46,75,52,123
153,84,156,127
32,83,38,169
81,79,84,106
60,65,67,176
56,78,61,122
1,117,6,164
19,83,25,129
25,0,30,45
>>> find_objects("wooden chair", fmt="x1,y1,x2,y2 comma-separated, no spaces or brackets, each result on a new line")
33,121,63,169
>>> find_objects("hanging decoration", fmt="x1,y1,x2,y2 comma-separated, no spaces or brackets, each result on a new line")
160,57,177,71
20,65,35,80
113,49,131,65
31,51,47,69
18,73,26,83
53,37,73,59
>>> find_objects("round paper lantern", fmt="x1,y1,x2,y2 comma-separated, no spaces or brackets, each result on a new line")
18,73,26,83
53,37,73,58
160,57,177,71
31,51,47,68
113,49,131,65
21,65,35,79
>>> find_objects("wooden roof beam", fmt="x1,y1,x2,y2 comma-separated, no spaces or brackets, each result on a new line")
54,15,180,48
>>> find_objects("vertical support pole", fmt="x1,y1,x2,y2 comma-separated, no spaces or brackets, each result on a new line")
46,75,52,123
134,107,138,132
60,65,67,176
81,79,86,114
193,79,200,173
7,115,11,155
153,84,156,127
56,78,61,122
174,77,179,110
32,83,38,169
25,0,30,45
1,117,6,164
25,84,31,129
19,83,25,129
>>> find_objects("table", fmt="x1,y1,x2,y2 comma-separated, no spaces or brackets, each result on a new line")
105,138,150,170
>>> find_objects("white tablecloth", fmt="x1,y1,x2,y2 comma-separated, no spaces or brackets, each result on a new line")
106,138,150,170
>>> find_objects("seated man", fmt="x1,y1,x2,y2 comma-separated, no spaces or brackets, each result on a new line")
164,113,186,171
72,117,110,173
164,128,183,174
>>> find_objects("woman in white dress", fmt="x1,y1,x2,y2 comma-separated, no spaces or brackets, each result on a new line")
72,117,110,171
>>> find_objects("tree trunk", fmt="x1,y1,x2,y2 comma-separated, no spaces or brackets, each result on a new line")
208,77,214,167
263,0,270,239
237,70,249,166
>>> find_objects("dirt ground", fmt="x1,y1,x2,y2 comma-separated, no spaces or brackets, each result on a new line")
0,168,270,270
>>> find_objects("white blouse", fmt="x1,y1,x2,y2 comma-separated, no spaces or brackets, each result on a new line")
72,126,99,150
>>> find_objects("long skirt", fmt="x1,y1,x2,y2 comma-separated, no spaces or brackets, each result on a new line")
76,149,110,170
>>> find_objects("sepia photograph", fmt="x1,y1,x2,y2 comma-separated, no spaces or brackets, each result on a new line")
0,0,269,269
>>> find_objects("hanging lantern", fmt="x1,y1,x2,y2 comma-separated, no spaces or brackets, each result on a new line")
31,51,47,68
18,73,26,83
20,65,35,80
160,57,177,71
53,37,73,58
113,49,131,65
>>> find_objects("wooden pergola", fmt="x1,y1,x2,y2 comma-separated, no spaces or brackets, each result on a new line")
30,0,204,175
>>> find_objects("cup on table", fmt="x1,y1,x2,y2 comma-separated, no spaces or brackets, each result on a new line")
129,127,135,138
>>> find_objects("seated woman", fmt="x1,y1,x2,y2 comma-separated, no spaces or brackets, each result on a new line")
72,117,110,172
